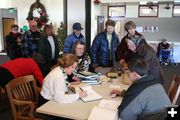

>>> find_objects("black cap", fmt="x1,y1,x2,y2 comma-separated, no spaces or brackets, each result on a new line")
73,22,83,30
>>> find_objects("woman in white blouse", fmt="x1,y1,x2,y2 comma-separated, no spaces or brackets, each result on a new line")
40,54,87,104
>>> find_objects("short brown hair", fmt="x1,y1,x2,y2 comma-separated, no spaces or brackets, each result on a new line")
71,40,86,55
11,24,19,29
58,54,78,68
124,21,136,32
42,24,54,37
105,20,116,27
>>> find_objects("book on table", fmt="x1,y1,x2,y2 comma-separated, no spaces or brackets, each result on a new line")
68,84,102,102
88,99,121,120
81,77,101,85
79,86,102,102
74,71,100,79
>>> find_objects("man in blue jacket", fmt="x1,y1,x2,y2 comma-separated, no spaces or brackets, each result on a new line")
63,22,85,53
91,20,119,71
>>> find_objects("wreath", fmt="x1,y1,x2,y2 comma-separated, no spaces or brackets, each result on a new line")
26,0,48,28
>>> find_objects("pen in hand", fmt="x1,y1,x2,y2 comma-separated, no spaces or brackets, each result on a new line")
79,87,84,91
79,87,87,98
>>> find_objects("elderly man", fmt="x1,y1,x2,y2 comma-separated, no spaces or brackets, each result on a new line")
22,20,41,57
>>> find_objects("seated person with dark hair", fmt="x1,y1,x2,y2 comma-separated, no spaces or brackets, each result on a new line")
110,57,171,120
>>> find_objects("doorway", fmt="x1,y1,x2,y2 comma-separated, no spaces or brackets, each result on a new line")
2,18,15,51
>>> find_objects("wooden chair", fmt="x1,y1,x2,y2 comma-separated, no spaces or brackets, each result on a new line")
5,75,42,120
168,75,180,104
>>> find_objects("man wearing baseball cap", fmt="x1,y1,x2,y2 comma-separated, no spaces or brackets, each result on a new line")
64,22,85,53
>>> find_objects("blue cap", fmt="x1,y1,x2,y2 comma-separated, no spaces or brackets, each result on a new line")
73,22,83,30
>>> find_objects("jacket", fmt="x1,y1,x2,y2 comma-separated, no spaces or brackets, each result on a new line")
63,33,85,53
1,58,44,86
116,31,164,83
91,30,119,67
119,75,171,120
6,32,22,59
22,30,41,57
38,35,59,76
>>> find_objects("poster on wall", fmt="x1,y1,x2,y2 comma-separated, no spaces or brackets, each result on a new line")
136,27,143,33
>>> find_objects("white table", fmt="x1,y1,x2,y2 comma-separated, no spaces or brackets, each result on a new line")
36,79,129,120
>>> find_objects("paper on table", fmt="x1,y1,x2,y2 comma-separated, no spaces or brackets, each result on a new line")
80,86,102,102
88,106,118,120
98,99,121,111
109,85,121,90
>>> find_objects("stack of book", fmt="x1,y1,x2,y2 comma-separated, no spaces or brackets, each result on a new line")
74,71,101,85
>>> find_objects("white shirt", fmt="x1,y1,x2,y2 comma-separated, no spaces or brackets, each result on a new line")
107,33,112,49
47,36,55,60
41,67,79,103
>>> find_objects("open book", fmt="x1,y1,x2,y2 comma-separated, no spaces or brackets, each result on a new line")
80,86,102,102
88,99,121,120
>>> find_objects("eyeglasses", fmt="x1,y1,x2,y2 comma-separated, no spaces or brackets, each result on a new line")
76,48,84,50
13,28,18,31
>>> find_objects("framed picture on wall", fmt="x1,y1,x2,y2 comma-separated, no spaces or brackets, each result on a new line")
108,6,125,20
173,5,180,17
97,16,104,34
139,5,158,17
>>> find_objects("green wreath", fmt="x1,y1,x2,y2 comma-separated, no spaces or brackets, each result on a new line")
26,0,48,28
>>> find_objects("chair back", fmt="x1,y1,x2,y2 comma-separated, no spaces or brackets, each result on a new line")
6,75,38,120
168,75,180,104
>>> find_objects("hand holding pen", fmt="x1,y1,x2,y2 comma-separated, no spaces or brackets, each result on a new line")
79,87,87,98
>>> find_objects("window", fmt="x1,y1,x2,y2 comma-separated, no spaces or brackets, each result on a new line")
108,6,125,20
139,5,158,17
173,4,180,17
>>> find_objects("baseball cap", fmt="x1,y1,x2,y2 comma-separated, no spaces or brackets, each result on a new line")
73,22,83,30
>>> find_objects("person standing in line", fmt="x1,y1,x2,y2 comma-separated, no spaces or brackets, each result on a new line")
38,24,59,77
91,19,120,73
22,20,41,58
63,22,85,53
6,24,22,59
115,21,164,84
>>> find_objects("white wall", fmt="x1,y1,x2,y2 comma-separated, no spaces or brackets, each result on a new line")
126,5,138,18
0,0,64,51
10,0,64,32
67,0,85,35
101,0,174,3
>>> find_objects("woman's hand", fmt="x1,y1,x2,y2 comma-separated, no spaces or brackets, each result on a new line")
70,81,80,85
72,76,81,82
79,91,87,98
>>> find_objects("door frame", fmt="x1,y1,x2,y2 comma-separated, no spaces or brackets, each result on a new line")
2,17,14,51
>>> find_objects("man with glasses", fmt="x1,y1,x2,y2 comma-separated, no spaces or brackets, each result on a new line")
6,24,22,59
22,20,41,57
110,57,171,120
